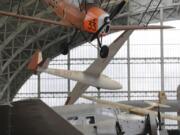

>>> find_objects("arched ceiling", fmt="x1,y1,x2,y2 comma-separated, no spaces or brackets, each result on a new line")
0,0,180,103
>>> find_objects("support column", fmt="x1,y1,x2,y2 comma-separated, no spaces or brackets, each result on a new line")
37,74,41,99
67,50,71,94
160,8,164,91
127,39,131,101
97,42,101,99
7,66,11,135
177,85,180,128
127,6,131,101
67,32,71,94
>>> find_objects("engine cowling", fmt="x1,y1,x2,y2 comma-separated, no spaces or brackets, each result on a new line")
83,7,110,34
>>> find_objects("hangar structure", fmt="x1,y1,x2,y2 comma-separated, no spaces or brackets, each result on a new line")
0,0,180,104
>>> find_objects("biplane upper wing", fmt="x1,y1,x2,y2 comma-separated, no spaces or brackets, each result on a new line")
0,10,72,27
65,30,133,105
82,95,180,121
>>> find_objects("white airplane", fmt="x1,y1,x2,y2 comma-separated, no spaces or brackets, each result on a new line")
3,98,179,135
82,92,180,122
28,30,133,105
0,98,152,135
54,103,146,135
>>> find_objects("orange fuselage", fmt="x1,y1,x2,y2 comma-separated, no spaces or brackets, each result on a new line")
44,0,110,34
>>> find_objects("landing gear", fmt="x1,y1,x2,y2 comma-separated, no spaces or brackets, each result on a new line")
61,45,69,55
97,37,109,58
100,45,109,58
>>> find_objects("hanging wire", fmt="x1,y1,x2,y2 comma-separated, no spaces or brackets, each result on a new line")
138,0,154,24
9,0,14,11
104,0,111,11
146,0,162,25
139,0,162,25
17,0,22,14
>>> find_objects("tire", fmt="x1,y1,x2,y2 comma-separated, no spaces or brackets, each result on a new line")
100,45,109,58
61,45,69,55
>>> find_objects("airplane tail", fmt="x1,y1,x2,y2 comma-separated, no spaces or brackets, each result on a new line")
158,91,167,104
27,49,50,74
144,91,169,110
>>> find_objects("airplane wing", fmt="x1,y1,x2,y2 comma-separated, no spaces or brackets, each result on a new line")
85,30,133,76
0,10,72,27
0,99,84,135
65,30,133,105
65,82,89,105
82,95,180,121
110,25,174,31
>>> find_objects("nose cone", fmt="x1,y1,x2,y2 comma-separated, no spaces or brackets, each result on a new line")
112,81,123,89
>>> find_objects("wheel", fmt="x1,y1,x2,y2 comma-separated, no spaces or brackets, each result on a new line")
100,45,109,58
61,45,69,55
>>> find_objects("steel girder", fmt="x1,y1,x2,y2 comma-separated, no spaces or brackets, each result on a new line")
0,0,85,102
115,0,180,24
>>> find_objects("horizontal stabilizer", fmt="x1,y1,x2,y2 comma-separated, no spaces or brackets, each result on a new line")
144,91,169,109
144,101,170,110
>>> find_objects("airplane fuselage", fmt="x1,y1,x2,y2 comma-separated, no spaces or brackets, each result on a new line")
53,104,146,135
44,0,110,34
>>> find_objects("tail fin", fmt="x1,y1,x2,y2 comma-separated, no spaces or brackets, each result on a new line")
158,91,167,104
27,49,49,74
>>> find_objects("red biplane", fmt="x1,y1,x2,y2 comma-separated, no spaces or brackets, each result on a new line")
0,0,173,58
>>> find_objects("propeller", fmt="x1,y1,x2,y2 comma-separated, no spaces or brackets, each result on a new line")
91,0,127,41
113,109,125,135
91,17,109,41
